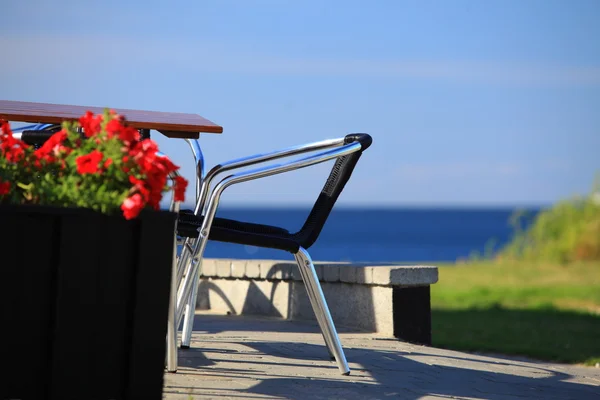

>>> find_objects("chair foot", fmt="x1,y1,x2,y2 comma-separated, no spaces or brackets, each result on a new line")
180,344,190,350
294,247,350,375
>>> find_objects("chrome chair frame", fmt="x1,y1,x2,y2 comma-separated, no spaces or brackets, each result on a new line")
171,137,368,375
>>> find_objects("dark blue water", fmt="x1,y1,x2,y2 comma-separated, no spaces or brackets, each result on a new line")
201,207,539,263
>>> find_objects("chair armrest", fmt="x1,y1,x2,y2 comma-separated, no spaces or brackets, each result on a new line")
195,141,362,237
206,138,344,177
192,137,346,215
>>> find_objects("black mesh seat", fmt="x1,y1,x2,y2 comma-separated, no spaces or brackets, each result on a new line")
177,210,301,253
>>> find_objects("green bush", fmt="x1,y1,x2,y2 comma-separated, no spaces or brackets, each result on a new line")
501,175,600,263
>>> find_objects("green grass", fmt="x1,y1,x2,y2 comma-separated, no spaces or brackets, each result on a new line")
431,261,600,366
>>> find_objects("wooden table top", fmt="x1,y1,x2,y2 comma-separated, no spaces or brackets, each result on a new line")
0,100,223,139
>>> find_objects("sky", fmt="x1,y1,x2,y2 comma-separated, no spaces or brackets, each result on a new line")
1,0,599,208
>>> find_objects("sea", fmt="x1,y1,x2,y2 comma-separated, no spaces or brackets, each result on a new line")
197,207,540,263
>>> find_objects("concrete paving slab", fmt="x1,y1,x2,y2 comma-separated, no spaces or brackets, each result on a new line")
163,313,600,400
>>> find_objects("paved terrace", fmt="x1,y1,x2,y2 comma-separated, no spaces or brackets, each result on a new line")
164,313,600,400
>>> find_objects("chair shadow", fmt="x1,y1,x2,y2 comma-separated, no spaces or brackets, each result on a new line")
172,312,600,400
171,339,600,400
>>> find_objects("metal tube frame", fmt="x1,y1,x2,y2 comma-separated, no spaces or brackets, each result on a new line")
174,139,361,374
175,141,360,327
176,137,349,345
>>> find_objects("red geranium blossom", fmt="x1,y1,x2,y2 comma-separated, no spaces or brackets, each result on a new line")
121,193,145,220
1,120,10,136
130,139,159,172
129,175,151,201
0,180,10,195
76,150,105,174
79,111,103,138
173,176,188,202
0,120,29,163
34,130,70,165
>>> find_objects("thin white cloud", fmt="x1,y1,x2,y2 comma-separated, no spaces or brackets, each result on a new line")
394,162,523,181
2,34,600,86
393,160,572,182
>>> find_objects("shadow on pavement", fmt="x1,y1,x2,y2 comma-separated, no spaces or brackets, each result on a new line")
166,314,600,400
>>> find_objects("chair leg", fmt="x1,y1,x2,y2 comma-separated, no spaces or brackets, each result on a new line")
176,238,195,287
178,238,201,350
294,247,350,375
175,231,211,345
180,262,201,348
166,231,180,373
293,255,336,360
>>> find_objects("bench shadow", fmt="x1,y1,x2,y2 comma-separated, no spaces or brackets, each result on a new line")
186,311,356,335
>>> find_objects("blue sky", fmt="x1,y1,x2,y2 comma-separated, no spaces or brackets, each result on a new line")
2,0,599,207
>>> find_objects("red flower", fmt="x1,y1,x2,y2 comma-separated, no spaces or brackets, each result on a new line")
76,150,104,174
34,130,69,164
79,111,103,137
173,176,187,202
120,126,141,145
129,139,159,172
121,193,145,220
2,142,27,162
0,134,29,162
0,180,10,195
105,119,119,138
129,175,150,201
104,114,141,146
127,154,184,208
156,154,178,172
1,119,11,137
145,172,167,209
0,121,29,163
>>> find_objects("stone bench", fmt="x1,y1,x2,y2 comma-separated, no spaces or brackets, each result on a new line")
194,259,438,345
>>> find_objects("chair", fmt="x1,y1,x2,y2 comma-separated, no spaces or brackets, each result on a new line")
174,133,372,375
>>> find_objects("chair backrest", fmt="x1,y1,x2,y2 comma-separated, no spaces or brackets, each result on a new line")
292,133,372,249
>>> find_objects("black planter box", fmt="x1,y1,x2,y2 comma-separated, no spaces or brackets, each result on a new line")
0,205,177,400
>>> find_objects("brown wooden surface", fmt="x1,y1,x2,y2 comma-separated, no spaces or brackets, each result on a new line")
0,100,223,139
